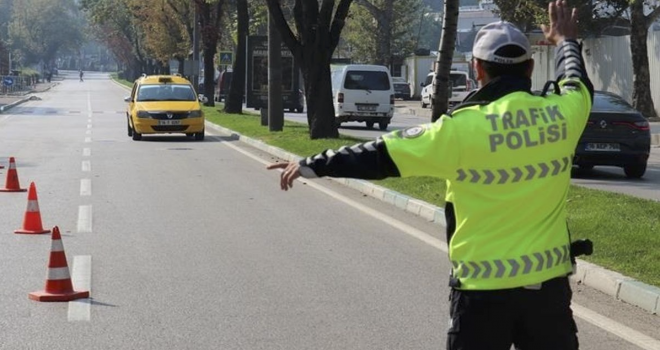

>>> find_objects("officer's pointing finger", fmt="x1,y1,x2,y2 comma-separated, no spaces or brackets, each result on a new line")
571,7,578,24
267,162,288,170
548,1,557,25
563,1,572,22
555,1,564,23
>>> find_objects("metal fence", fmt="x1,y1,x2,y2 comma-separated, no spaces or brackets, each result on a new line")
1,75,37,95
531,31,660,117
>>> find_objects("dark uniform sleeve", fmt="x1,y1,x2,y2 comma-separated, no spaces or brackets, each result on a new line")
554,39,594,101
297,138,401,180
552,39,594,135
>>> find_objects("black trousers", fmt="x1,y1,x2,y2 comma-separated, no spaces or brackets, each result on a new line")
446,276,579,350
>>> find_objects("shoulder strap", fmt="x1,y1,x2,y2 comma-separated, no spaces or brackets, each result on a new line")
541,80,561,97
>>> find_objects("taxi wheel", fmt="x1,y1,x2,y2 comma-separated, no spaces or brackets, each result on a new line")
127,117,133,137
194,131,205,141
132,130,142,141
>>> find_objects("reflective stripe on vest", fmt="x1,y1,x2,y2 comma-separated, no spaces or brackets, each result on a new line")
456,155,572,184
452,243,570,279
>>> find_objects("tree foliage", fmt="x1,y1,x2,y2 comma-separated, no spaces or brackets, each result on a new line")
81,0,148,78
7,0,84,66
493,0,629,36
343,0,423,65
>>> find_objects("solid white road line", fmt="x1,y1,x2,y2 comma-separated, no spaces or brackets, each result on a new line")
219,139,660,350
80,179,91,196
68,255,92,322
77,205,92,233
82,160,91,172
572,304,660,349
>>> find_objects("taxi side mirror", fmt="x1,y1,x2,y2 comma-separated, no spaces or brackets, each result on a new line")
124,96,132,102
198,95,208,104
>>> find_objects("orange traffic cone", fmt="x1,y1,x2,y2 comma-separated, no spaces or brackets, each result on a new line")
15,182,50,234
0,157,26,192
29,226,89,302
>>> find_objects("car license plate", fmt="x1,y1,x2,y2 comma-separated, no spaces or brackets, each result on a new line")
357,105,377,112
586,143,620,151
158,120,181,126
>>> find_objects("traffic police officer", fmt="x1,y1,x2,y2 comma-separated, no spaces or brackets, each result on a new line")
268,1,593,349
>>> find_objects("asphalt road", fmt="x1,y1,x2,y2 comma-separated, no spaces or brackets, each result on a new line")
0,71,659,349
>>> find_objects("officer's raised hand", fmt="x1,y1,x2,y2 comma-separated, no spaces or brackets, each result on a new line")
541,0,578,45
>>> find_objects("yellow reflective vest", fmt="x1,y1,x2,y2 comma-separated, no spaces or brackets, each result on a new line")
382,80,592,290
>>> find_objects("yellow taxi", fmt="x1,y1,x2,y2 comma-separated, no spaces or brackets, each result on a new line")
124,74,207,141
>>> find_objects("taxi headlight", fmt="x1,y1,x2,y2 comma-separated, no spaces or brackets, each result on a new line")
137,110,151,118
188,110,203,118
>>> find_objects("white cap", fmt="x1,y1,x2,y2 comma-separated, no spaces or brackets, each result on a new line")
472,21,532,64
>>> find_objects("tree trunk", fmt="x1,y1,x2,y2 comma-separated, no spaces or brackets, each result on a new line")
302,52,338,139
225,0,248,114
202,43,217,106
196,0,224,107
431,0,459,122
629,0,658,119
375,11,393,68
265,0,352,139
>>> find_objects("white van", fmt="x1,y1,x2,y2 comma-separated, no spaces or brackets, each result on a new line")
331,64,394,130
420,71,476,108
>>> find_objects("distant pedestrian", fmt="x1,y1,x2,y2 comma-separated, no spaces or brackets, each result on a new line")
79,70,84,82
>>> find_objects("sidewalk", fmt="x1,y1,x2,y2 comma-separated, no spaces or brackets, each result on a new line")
205,120,660,316
0,82,58,112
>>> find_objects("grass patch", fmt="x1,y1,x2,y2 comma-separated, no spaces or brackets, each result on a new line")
112,74,134,88
566,186,660,287
203,105,660,288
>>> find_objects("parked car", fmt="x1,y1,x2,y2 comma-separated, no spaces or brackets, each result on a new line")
392,77,412,100
574,91,651,178
420,71,476,108
331,64,394,130
124,74,207,141
215,70,232,102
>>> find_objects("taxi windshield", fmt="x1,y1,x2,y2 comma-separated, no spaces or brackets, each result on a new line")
136,84,196,102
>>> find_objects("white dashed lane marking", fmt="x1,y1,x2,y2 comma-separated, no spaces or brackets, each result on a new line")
68,255,92,321
80,179,91,196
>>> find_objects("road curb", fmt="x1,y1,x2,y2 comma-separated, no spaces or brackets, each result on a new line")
206,120,659,316
0,97,30,113
0,84,57,113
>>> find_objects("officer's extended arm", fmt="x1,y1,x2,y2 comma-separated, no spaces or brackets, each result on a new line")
297,138,401,180
553,40,594,101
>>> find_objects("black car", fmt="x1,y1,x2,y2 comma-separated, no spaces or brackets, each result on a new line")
574,91,651,178
392,78,411,100
215,70,232,102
